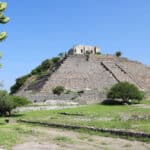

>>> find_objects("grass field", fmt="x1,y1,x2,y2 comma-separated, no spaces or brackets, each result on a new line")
0,101,150,149
16,103,150,133
0,123,43,149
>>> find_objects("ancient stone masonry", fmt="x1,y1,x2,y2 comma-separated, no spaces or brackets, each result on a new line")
15,49,150,103
68,45,100,55
41,55,116,92
101,61,143,90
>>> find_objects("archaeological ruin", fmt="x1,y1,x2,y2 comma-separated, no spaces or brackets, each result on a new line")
12,45,150,104
68,45,100,55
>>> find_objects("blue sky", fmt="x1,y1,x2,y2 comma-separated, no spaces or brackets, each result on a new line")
1,0,150,90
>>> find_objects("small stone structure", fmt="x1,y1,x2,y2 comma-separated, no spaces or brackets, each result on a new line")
68,45,100,55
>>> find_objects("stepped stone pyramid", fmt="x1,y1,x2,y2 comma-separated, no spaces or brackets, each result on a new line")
15,45,150,104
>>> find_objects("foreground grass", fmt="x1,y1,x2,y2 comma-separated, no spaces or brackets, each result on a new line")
0,121,42,150
16,103,150,133
53,136,73,143
0,103,150,149
141,100,150,104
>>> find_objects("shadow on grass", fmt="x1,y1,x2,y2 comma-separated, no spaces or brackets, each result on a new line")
0,122,6,125
101,99,142,106
9,113,25,118
0,113,24,118
101,99,123,105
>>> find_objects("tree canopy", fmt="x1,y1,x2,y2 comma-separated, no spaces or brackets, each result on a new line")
0,90,31,116
107,82,144,104
115,51,122,57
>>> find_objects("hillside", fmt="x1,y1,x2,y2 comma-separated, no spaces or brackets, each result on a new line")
11,53,150,104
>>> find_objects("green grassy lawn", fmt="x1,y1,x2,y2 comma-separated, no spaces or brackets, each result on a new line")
0,102,150,149
15,103,150,133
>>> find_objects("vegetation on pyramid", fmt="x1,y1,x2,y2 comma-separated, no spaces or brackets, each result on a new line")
10,55,66,94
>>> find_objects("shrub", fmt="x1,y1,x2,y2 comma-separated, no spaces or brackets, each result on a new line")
0,91,15,116
10,56,61,94
115,51,122,57
51,57,60,63
65,89,72,94
11,96,31,107
53,86,65,95
0,91,31,116
31,68,41,75
10,75,29,94
31,59,52,75
107,82,144,104
77,90,84,94
77,90,84,96
41,59,52,70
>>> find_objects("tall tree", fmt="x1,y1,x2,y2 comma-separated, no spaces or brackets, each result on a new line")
0,2,9,68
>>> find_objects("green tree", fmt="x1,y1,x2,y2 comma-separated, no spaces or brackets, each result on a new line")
10,75,29,94
115,51,122,57
11,95,31,107
0,90,15,116
107,82,144,104
0,90,31,116
0,2,9,67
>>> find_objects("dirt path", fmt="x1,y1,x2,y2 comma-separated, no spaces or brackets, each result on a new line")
12,127,150,150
